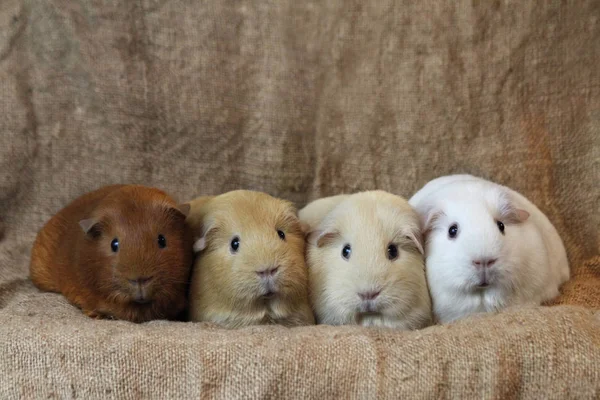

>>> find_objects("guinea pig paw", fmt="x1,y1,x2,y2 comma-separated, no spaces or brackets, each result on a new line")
83,309,105,320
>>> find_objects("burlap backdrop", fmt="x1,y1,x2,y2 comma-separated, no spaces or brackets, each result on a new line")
0,0,598,398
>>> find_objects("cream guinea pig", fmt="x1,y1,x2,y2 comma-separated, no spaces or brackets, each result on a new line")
409,174,570,324
185,190,315,328
299,191,432,330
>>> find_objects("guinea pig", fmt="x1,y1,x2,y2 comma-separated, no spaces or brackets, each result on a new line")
185,190,315,328
29,184,193,323
409,174,570,324
299,191,432,330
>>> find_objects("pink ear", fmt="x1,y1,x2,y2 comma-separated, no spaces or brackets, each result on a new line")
406,231,425,255
299,221,311,235
307,230,339,247
192,220,216,253
516,209,530,222
193,237,207,253
422,209,444,233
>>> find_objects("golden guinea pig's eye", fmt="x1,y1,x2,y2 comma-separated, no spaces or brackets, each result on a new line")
277,230,286,240
230,236,240,253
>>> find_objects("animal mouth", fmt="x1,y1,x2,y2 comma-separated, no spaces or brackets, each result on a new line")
133,298,152,305
262,290,277,299
358,301,380,313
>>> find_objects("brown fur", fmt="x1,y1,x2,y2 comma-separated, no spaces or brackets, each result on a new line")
29,185,193,323
186,190,315,328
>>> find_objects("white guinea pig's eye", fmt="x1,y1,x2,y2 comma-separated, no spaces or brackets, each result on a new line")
341,244,351,260
230,237,240,253
497,220,505,234
448,224,459,239
387,244,399,260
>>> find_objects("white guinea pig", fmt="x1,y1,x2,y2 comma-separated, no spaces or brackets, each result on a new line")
299,191,433,330
409,174,570,324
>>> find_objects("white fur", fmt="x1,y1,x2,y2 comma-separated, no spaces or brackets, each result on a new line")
300,191,433,330
409,174,570,324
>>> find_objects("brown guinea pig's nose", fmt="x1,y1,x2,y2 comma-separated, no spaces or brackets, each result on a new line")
128,276,154,286
256,266,279,278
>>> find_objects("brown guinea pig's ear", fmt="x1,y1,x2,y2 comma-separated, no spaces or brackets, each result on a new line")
307,229,340,248
79,218,102,238
166,204,189,221
177,203,191,218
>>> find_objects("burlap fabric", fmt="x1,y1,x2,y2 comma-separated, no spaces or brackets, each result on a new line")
0,0,598,398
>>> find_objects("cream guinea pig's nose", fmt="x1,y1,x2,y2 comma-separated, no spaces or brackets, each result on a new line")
358,290,381,301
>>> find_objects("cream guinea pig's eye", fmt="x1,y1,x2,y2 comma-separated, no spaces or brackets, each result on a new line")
387,244,398,260
277,230,285,240
230,237,240,253
448,224,459,239
341,244,351,260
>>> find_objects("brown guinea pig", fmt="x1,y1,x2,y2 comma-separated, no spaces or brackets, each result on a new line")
29,184,193,323
185,190,315,328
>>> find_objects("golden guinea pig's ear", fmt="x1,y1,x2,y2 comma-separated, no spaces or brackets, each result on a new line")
192,217,217,253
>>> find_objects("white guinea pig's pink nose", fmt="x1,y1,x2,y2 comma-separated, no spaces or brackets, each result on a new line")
358,290,381,301
472,258,497,269
256,266,280,278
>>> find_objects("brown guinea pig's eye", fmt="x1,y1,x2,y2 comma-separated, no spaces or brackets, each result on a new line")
277,230,286,240
157,234,167,249
110,238,119,253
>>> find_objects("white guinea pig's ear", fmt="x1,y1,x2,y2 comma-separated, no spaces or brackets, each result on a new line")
421,209,445,234
497,193,530,224
307,229,340,248
501,207,530,224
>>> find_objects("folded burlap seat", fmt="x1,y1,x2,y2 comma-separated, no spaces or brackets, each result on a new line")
1,0,598,398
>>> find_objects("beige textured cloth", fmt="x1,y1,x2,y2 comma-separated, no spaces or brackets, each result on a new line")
0,0,598,398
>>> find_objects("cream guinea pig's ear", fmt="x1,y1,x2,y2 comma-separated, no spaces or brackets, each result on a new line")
404,230,425,255
307,229,340,248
